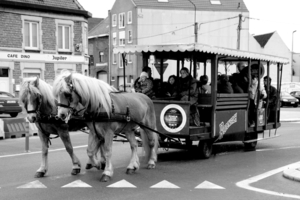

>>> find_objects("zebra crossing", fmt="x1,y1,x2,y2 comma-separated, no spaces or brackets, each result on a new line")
11,179,225,189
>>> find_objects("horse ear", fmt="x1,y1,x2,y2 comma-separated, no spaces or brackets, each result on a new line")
64,74,73,86
33,76,39,87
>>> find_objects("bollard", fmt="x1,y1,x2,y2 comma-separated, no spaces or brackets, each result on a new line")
25,122,30,153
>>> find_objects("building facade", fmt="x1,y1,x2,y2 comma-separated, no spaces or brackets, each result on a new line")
108,0,249,89
0,0,91,95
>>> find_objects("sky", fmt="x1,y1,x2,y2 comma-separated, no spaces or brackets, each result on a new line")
79,0,300,53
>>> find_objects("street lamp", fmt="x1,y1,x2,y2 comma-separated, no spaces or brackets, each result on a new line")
292,30,297,82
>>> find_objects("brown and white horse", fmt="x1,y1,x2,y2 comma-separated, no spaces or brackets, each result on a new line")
52,71,159,182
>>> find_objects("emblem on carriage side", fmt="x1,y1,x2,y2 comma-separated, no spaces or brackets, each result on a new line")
218,113,237,140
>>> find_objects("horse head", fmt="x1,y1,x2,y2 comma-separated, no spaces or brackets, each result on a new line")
54,73,82,123
20,77,56,123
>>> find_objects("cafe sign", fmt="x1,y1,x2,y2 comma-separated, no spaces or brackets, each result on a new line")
1,52,87,63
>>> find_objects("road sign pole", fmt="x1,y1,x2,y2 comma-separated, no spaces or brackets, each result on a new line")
25,122,30,153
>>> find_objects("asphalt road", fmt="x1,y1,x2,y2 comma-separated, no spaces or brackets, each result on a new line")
0,109,300,200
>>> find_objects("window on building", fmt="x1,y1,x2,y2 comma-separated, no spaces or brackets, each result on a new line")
210,0,221,5
128,30,132,43
23,69,41,78
119,13,125,28
24,21,39,49
58,25,71,51
0,69,9,77
128,11,132,24
119,54,124,68
111,76,115,81
128,54,132,63
99,52,104,63
113,32,117,46
112,14,117,27
113,53,117,64
119,31,125,46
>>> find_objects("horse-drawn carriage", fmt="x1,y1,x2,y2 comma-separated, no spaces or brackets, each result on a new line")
20,42,288,182
113,43,289,158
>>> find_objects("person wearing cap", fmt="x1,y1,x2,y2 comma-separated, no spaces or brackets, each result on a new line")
135,71,155,98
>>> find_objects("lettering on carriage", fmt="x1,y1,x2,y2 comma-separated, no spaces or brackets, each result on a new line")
218,113,237,140
52,55,67,61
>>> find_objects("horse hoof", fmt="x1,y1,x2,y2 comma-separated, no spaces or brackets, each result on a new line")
147,164,156,169
100,174,111,182
101,163,106,170
34,171,46,178
71,168,81,175
126,168,136,175
85,163,93,170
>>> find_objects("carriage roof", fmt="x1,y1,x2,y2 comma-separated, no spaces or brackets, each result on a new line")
113,43,289,64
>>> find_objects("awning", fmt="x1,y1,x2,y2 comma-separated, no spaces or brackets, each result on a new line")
113,43,289,64
95,63,108,72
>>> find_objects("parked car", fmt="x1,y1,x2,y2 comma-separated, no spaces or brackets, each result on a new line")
280,91,299,107
0,91,22,117
290,91,300,101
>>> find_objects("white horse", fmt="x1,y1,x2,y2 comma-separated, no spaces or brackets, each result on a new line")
52,71,159,182
19,77,100,178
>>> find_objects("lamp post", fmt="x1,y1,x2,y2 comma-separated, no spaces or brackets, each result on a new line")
292,30,297,82
187,0,197,43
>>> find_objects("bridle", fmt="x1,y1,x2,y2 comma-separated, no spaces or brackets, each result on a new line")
56,78,85,117
26,82,42,115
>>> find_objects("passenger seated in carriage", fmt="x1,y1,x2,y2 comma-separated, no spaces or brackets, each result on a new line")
198,75,211,94
229,73,244,93
135,71,155,98
177,67,200,126
177,67,198,104
217,74,233,94
165,75,178,97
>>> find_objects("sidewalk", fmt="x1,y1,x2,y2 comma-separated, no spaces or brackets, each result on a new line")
280,110,300,122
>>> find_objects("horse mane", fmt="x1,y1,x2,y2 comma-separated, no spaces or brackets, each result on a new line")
53,72,118,117
19,77,56,114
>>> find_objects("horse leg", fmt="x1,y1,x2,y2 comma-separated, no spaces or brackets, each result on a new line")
35,132,49,178
59,131,81,175
125,130,140,175
86,131,101,170
86,140,105,170
100,131,114,182
140,128,158,169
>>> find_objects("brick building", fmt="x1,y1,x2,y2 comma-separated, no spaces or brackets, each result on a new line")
0,0,91,95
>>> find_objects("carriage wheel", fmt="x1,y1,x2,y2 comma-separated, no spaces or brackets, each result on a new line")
244,141,257,151
198,140,213,159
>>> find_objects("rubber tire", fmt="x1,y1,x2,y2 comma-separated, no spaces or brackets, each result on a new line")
198,140,213,159
294,104,298,108
10,113,18,117
244,141,257,151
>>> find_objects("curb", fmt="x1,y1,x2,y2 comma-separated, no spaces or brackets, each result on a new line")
283,168,300,182
280,119,300,122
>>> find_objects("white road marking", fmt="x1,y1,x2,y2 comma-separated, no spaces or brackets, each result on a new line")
256,146,300,152
17,180,47,188
0,145,88,159
150,180,180,189
62,180,92,188
195,181,225,189
236,161,300,199
107,180,136,188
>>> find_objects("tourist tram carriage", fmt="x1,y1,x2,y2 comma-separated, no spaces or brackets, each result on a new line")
113,43,289,158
